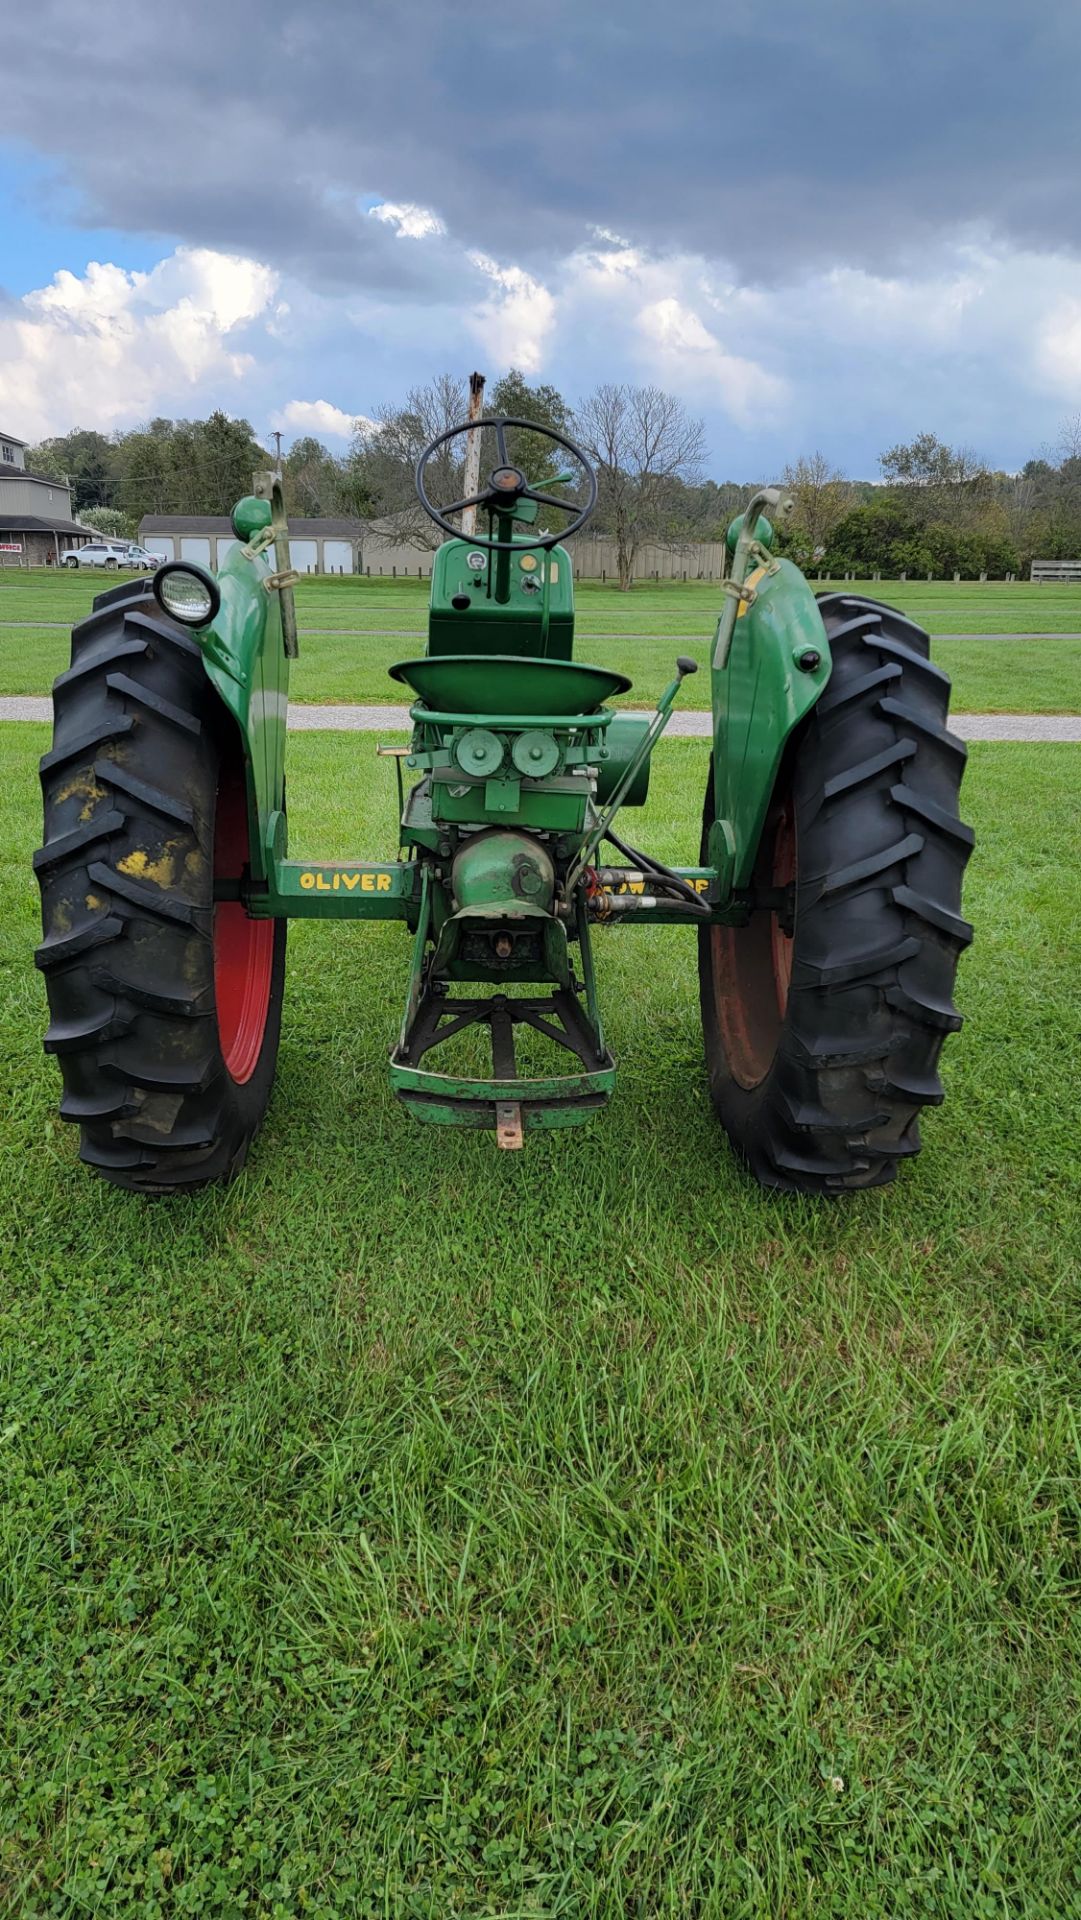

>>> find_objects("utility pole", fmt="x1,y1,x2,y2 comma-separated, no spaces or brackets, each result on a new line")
460,371,486,537
269,429,284,473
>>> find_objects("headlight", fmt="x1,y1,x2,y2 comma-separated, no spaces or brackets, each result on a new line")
152,561,221,627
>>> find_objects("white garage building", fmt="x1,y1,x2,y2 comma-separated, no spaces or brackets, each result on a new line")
138,515,365,574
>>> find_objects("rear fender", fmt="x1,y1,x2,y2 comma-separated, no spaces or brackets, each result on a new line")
192,542,288,883
709,557,831,893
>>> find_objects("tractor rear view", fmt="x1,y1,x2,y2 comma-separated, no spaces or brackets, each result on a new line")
34,414,972,1192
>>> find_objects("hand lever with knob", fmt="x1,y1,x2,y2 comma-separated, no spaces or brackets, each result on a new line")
564,655,699,896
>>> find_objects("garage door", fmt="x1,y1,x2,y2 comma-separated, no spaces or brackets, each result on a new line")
215,537,240,567
323,540,354,574
146,536,175,561
288,539,319,573
180,537,212,567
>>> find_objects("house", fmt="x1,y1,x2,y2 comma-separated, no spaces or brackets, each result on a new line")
139,514,366,574
0,431,96,566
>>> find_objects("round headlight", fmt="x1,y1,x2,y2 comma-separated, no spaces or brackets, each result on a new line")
153,562,221,627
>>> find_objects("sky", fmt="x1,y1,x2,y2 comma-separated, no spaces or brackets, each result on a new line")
2,0,1080,480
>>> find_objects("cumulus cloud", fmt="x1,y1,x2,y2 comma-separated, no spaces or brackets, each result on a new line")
7,216,1081,475
0,247,278,440
712,238,1081,467
369,201,446,241
270,399,362,440
467,254,555,373
1036,298,1081,398
557,238,785,429
2,1,1080,471
636,297,787,425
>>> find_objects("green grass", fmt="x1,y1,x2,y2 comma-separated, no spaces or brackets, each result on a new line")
2,567,1081,634
2,723,1080,1916
3,617,1081,713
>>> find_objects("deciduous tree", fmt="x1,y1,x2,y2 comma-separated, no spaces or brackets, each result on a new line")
27,428,116,513
349,374,466,550
572,384,706,588
79,506,135,540
489,368,572,484
282,436,350,517
780,452,854,567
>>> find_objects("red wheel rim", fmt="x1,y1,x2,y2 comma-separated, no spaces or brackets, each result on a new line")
213,759,273,1084
709,796,797,1090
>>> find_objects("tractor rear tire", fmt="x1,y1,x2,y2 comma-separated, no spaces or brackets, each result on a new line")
35,576,286,1191
699,593,973,1194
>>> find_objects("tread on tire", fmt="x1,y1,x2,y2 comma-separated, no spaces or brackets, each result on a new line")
698,592,973,1194
35,577,285,1191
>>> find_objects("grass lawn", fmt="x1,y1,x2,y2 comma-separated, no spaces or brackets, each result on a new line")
3,603,1081,713
2,570,1081,636
2,723,1079,1916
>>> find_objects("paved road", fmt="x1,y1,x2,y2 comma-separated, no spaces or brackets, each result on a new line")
2,694,1078,742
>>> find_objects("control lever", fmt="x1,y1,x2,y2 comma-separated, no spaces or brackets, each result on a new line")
564,656,698,898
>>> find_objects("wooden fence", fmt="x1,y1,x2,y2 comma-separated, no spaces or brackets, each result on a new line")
357,533,728,581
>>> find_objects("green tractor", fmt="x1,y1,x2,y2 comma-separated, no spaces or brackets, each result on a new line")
34,415,972,1193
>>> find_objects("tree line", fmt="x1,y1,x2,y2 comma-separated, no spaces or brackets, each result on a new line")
27,413,276,536
786,429,1081,581
26,386,1081,586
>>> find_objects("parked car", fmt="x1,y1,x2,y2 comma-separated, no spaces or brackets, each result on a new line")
63,543,126,571
62,543,160,571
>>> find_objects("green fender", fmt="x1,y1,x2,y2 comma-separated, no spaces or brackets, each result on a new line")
190,541,289,882
709,556,832,893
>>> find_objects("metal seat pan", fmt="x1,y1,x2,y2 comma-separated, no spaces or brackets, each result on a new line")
388,653,631,717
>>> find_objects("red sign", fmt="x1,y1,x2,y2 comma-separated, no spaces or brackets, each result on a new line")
0,542,23,553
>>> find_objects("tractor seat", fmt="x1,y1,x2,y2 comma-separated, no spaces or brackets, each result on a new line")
387,654,631,718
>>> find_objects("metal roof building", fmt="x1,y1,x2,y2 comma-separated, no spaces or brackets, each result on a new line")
139,514,366,574
0,430,96,566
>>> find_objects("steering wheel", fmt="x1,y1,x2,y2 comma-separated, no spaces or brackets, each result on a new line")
415,415,598,552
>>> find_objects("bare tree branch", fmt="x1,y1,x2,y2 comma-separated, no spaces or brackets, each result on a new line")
781,452,854,566
350,374,468,551
572,383,706,588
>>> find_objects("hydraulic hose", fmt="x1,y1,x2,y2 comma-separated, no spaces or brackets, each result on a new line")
602,828,711,917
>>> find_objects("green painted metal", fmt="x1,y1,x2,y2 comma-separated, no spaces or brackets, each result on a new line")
710,553,831,890
574,893,606,1057
190,538,285,884
389,652,630,716
454,727,505,777
564,657,698,897
173,453,844,1147
252,859,416,920
451,831,555,914
390,1062,617,1105
409,705,615,733
231,495,273,540
429,769,588,834
725,510,775,553
398,1097,609,1133
389,930,616,1129
428,537,575,657
249,858,740,928
595,714,652,806
511,730,561,779
399,865,433,1053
